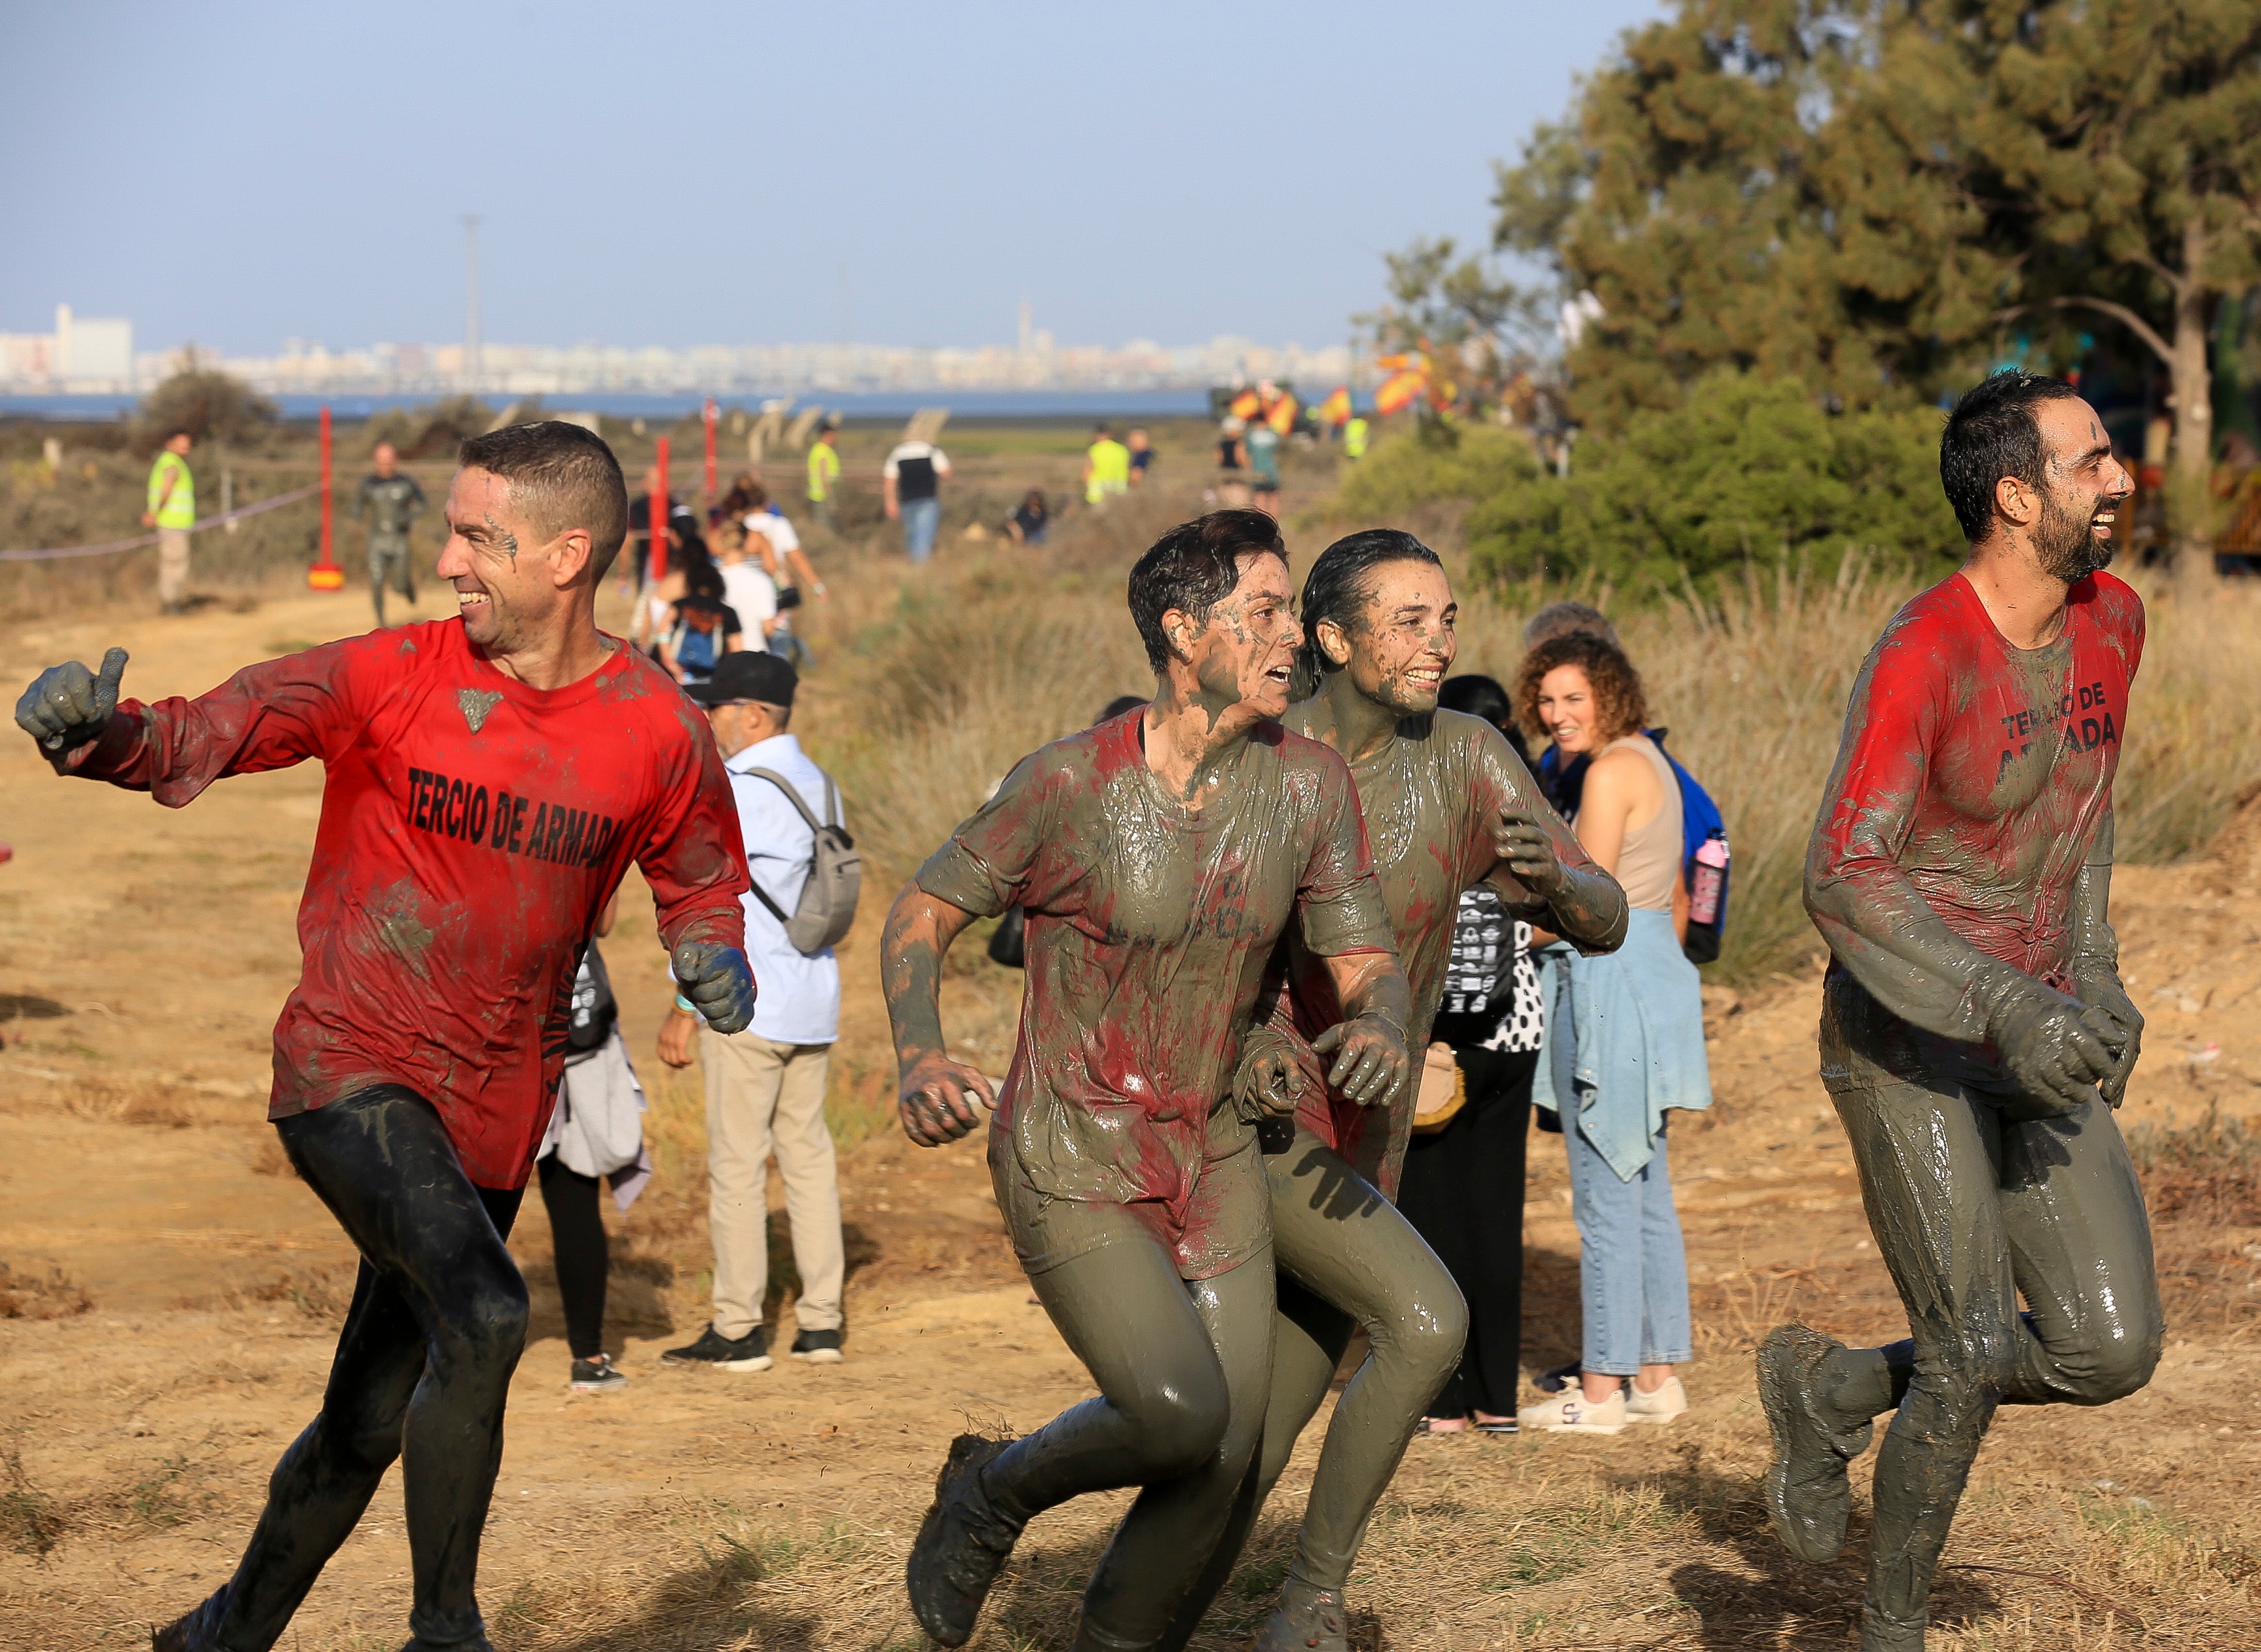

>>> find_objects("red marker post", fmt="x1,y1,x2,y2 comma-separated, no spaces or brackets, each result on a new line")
703,397,718,502
651,435,671,589
308,404,345,590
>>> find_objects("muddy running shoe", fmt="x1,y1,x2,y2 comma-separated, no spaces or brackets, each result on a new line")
1254,1574,1351,1652
570,1353,627,1393
906,1433,1025,1647
661,1325,771,1371
1757,1323,1873,1564
1626,1374,1689,1425
1516,1385,1627,1434
790,1329,844,1363
151,1592,229,1652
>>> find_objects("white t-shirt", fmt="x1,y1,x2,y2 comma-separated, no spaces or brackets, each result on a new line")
720,561,777,636
744,507,801,556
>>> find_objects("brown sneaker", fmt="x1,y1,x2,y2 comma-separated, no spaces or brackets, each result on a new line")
1757,1324,1873,1564
906,1433,1024,1647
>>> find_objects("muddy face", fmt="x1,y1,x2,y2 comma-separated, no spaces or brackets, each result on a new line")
2031,397,2135,583
437,468,559,653
1180,551,1303,721
1321,560,1456,716
1536,663,1602,758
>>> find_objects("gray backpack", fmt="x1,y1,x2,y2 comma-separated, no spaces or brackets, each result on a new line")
744,768,861,955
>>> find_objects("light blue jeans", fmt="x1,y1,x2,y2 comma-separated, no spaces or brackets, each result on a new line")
1564,1113,1692,1375
900,495,940,563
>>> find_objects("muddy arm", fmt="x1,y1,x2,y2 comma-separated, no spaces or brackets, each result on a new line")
2068,811,2142,1105
881,883,994,1145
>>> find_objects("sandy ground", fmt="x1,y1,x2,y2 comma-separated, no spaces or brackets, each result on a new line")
2,587,2256,1650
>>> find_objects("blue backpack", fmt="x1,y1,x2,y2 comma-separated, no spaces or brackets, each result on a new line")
1538,729,1731,964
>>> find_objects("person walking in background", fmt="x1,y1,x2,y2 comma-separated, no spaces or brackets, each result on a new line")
1245,414,1281,514
1215,416,1250,509
354,441,427,628
1084,424,1131,509
1342,413,1370,460
143,428,194,615
1127,427,1154,486
537,894,652,1395
743,483,825,669
807,418,841,532
1398,672,1548,1436
660,653,850,1371
883,432,950,564
716,521,781,652
1515,630,1710,1435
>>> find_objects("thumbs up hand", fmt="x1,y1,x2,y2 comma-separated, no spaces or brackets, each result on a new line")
16,648,129,760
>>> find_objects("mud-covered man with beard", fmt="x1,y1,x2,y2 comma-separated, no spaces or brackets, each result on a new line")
16,422,756,1652
881,509,1412,1651
1763,372,2161,1651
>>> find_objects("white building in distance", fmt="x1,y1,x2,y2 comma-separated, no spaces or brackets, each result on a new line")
0,305,136,390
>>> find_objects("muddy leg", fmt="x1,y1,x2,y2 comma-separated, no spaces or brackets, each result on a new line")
193,1086,527,1651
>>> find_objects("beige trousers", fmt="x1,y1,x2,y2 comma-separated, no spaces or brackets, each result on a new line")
158,528,191,608
703,1030,843,1336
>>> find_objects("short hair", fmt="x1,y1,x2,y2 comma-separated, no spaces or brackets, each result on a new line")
458,421,629,579
1294,528,1443,689
1940,371,2084,543
1522,600,1617,649
1437,672,1512,729
1514,631,1649,744
1128,509,1287,675
743,479,769,509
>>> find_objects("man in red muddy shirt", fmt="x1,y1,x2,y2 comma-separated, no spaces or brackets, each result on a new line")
1763,373,2161,1652
878,510,1411,1652
16,422,754,1652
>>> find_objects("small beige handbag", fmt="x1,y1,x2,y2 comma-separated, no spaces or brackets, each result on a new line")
1410,1041,1466,1134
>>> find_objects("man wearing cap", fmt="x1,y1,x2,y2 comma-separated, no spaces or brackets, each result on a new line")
658,652,851,1369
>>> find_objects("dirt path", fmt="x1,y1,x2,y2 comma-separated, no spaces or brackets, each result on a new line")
3,591,2256,1650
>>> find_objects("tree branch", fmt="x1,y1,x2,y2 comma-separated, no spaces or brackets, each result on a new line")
1994,296,2173,367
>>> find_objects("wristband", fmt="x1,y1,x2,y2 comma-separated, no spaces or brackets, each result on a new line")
674,995,699,1015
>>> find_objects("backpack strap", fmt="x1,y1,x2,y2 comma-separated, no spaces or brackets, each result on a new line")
737,767,834,928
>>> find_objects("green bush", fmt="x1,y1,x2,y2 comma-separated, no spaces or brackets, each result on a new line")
1329,419,1541,524
1465,373,1960,595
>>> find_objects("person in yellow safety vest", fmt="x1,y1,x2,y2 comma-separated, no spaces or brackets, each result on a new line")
1344,414,1370,460
806,419,842,532
143,429,196,614
1083,424,1131,507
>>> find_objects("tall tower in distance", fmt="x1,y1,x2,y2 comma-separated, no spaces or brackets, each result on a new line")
461,214,483,393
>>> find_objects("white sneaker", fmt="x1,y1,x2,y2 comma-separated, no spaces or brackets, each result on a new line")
1626,1375,1689,1425
1517,1386,1628,1435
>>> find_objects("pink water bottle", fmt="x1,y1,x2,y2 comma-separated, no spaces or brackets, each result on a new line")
1690,834,1730,925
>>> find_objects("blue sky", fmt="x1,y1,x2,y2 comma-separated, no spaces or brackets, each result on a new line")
1,1,1661,355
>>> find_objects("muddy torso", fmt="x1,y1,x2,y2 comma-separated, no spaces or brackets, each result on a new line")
915,710,1393,1217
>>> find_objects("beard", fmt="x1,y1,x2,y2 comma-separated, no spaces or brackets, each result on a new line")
2035,487,2113,583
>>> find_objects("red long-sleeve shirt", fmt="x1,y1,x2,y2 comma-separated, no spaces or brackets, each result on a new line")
66,621,749,1187
1805,568,2142,1090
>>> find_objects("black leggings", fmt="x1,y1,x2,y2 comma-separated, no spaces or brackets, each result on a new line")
186,1086,528,1652
536,1155,608,1361
1395,1046,1537,1417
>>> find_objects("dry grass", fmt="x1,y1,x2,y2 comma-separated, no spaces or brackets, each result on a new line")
0,1260,92,1322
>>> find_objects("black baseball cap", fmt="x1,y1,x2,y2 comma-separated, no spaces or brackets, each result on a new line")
682,651,798,708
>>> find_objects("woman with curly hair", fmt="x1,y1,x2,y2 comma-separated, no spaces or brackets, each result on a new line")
1514,630,1712,1435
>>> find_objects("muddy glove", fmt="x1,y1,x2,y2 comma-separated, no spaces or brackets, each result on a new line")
1494,808,1628,953
16,648,128,765
671,942,756,1035
1985,973,2123,1117
2073,974,2143,1108
1232,1024,1310,1123
1311,1013,1410,1109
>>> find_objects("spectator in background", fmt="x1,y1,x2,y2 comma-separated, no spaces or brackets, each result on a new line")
716,521,780,652
1343,413,1370,460
1515,631,1710,1436
1006,489,1050,546
1084,424,1131,508
743,482,825,670
1127,427,1154,485
660,653,849,1370
354,441,427,628
143,429,195,615
536,892,652,1395
1245,414,1281,513
1215,415,1251,509
883,433,951,564
806,418,842,532
661,553,743,686
627,470,703,652
1399,674,1544,1436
